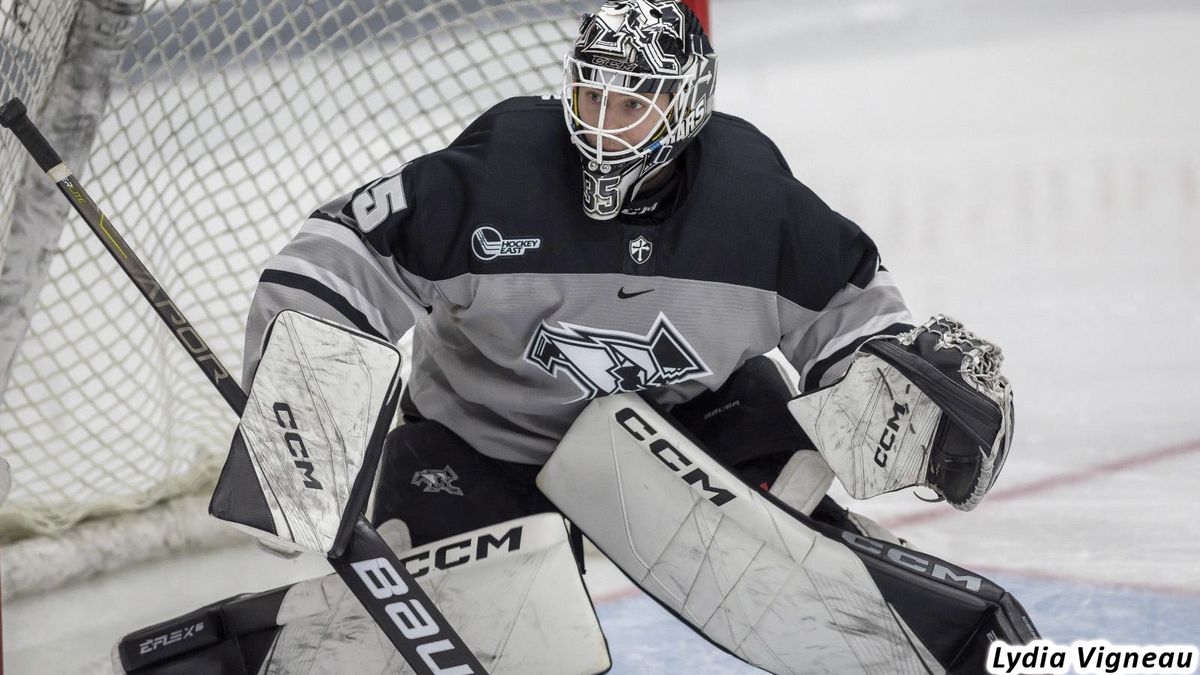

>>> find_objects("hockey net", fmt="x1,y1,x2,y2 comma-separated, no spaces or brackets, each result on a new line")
0,0,708,599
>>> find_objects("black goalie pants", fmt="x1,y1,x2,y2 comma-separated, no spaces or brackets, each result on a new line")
371,355,811,547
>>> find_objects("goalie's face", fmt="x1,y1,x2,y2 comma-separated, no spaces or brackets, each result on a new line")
562,58,691,220
572,85,672,158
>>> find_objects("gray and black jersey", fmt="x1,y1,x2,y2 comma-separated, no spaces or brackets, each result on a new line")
244,96,912,465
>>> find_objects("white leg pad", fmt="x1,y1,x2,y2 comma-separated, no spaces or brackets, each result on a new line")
538,394,942,675
265,513,609,674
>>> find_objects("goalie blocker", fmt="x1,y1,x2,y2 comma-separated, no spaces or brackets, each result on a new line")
538,393,1038,675
205,309,484,674
790,315,1015,511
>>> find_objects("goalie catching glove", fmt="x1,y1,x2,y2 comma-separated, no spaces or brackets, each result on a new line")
789,315,1014,510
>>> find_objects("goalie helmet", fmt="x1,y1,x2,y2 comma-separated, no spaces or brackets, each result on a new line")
563,0,717,220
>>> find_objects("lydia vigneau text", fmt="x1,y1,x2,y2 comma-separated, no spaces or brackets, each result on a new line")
988,640,1197,675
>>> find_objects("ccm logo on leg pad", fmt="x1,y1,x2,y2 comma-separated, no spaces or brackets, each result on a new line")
614,406,735,507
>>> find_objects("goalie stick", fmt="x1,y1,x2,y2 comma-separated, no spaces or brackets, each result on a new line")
0,97,488,675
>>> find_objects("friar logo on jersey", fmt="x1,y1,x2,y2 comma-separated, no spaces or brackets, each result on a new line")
629,235,653,264
471,225,541,260
525,312,710,401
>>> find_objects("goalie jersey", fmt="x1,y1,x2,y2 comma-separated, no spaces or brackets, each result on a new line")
244,96,912,465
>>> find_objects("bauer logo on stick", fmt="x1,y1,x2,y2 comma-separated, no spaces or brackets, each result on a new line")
351,556,478,674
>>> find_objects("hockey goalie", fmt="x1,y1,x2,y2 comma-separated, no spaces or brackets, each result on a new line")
114,1,1038,672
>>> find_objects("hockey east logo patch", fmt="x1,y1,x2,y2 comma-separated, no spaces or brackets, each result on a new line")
525,312,710,401
471,225,540,260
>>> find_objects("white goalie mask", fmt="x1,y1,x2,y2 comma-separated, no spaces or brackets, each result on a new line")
563,0,717,220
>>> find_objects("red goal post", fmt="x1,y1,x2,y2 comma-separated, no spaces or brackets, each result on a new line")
683,0,711,34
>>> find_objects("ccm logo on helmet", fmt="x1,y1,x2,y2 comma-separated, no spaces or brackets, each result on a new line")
352,557,476,674
615,406,735,506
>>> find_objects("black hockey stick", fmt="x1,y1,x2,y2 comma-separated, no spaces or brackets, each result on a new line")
0,97,487,675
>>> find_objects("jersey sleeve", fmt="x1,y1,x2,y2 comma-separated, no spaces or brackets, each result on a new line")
776,199,914,393
242,165,433,386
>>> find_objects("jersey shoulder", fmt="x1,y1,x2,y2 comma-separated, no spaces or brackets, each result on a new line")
703,112,795,176
695,112,834,221
692,111,858,241
689,113,878,309
310,96,578,280
444,95,566,154
408,95,569,189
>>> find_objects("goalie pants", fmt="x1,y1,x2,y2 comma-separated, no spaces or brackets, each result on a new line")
373,355,812,547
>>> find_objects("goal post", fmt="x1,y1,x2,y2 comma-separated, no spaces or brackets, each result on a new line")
687,0,710,33
0,0,713,600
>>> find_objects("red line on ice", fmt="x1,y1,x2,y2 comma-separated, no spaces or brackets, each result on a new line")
880,438,1200,530
964,563,1200,598
592,586,641,605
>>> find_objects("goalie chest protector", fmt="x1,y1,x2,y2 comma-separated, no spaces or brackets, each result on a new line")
302,95,890,465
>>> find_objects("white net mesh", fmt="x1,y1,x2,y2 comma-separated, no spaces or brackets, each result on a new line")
0,0,80,258
0,0,593,585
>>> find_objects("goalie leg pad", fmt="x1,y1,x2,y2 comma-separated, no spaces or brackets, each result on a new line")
538,394,943,675
115,514,610,674
538,394,1039,675
673,354,837,517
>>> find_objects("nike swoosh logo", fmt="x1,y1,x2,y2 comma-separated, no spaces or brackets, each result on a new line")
617,287,654,299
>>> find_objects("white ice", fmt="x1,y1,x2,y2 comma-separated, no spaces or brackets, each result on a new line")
6,1,1200,673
